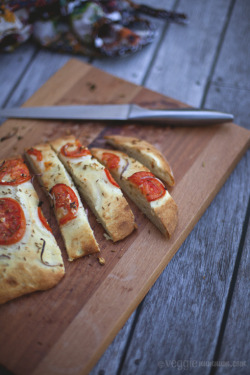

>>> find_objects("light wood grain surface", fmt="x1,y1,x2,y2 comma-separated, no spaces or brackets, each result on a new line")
0,0,249,374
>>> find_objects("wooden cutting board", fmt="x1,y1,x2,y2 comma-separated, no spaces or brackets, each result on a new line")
0,59,249,375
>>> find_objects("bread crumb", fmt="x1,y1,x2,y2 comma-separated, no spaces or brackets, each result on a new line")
98,257,105,266
103,233,112,241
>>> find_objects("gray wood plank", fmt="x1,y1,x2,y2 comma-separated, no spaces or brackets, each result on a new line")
3,50,88,110
215,216,250,375
205,85,250,129
144,0,231,107
0,43,37,108
116,1,250,374
208,0,250,92
89,311,136,375
92,0,176,84
208,1,250,373
119,150,249,375
0,51,72,126
205,0,250,129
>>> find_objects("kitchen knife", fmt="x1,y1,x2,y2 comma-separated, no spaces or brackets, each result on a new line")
0,104,234,125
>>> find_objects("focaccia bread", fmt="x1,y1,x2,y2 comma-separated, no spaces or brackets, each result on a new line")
0,157,65,304
105,135,175,186
91,148,178,237
25,143,100,260
50,136,136,242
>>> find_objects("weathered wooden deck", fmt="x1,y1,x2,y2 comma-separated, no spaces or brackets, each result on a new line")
0,0,249,374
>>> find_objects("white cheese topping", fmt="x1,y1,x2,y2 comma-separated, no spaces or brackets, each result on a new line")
150,190,171,208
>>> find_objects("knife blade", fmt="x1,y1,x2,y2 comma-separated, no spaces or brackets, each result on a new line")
0,104,234,125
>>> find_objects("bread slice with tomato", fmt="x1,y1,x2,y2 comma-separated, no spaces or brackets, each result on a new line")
0,157,65,304
25,143,100,260
50,136,136,242
90,148,178,238
105,135,175,186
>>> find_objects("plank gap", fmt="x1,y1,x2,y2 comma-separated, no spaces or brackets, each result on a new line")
2,46,39,109
208,82,250,93
116,302,144,375
141,0,182,86
201,0,236,108
210,195,250,375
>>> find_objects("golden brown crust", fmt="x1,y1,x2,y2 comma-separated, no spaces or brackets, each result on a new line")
0,258,65,305
0,157,65,304
25,143,100,260
50,136,136,242
154,197,178,237
91,148,178,238
105,135,175,186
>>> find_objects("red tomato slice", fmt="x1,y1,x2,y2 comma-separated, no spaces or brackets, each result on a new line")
127,171,153,184
102,152,120,170
0,159,31,186
50,184,79,225
38,207,52,233
128,171,166,202
27,147,43,161
104,168,120,188
61,140,91,158
0,198,26,245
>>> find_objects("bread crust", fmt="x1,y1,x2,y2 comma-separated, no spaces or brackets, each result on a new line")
50,136,136,242
91,148,178,238
105,135,175,186
25,143,100,260
0,157,65,304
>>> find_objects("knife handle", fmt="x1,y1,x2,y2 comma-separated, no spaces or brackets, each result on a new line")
129,105,234,125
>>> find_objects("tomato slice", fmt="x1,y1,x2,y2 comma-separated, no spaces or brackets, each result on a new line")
0,198,26,245
128,171,157,184
104,168,120,188
50,184,79,225
27,147,43,161
0,159,31,186
38,207,52,233
128,171,166,202
61,140,91,158
102,152,120,170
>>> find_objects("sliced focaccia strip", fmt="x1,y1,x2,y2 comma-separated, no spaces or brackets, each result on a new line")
91,148,178,237
105,135,175,186
50,136,136,242
25,143,100,260
0,157,65,304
